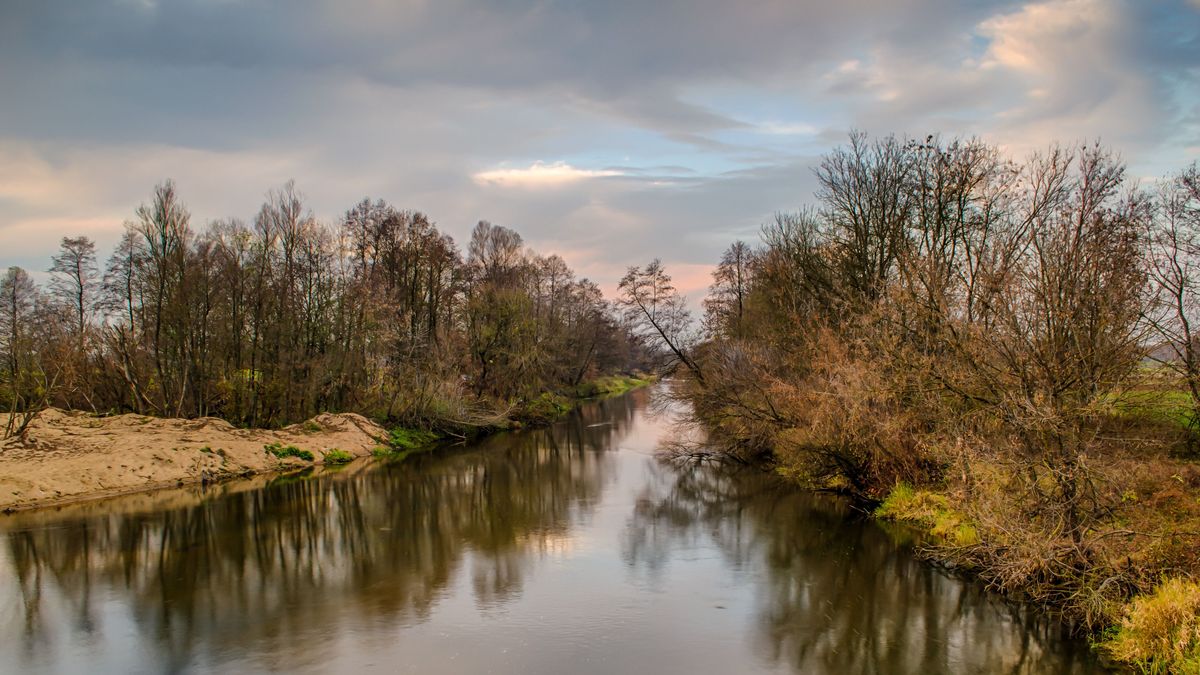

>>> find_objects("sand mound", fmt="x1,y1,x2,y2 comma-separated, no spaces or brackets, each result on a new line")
0,408,389,512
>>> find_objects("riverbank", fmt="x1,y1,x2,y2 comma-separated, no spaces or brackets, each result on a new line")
872,458,1200,674
682,375,1200,673
0,374,658,514
510,374,658,425
780,417,1200,673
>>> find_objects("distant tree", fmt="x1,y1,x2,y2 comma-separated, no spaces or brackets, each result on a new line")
0,267,37,383
101,229,142,330
469,220,524,285
0,266,55,435
1146,162,1200,432
617,260,704,382
465,221,534,398
703,241,753,339
0,181,640,426
48,236,98,339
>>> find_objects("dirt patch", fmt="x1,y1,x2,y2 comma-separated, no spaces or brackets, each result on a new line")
0,408,389,512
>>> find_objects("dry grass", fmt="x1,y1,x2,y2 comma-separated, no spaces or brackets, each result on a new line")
1101,577,1200,674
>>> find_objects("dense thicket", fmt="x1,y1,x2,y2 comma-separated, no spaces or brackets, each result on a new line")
629,133,1200,649
1,181,648,432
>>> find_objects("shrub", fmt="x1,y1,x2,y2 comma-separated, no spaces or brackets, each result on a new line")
1101,577,1200,674
323,448,353,464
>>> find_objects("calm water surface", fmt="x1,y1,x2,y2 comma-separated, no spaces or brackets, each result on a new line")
0,386,1105,674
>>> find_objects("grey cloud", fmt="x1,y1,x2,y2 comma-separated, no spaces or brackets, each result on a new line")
0,0,1026,142
0,0,1197,289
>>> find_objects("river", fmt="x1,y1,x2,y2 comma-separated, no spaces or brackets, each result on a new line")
0,385,1104,674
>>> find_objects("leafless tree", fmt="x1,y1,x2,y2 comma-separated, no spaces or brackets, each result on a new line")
617,260,704,383
1145,162,1200,429
48,236,98,339
703,241,753,339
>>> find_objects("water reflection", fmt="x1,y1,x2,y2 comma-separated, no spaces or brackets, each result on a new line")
623,461,1103,674
0,393,637,674
0,388,1103,674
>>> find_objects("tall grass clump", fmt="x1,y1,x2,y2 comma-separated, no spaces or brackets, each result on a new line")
876,483,979,547
1101,577,1200,674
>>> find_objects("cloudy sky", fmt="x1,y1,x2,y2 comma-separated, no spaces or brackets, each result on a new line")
2,0,1198,296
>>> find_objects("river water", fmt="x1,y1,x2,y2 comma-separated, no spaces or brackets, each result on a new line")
0,386,1105,674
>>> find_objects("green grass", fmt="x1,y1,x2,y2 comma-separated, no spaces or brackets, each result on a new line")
520,392,573,423
372,444,436,463
322,448,353,464
876,483,980,547
371,428,442,462
301,420,322,433
574,374,656,398
387,427,440,451
268,467,315,486
264,442,314,462
1112,389,1198,431
375,447,427,462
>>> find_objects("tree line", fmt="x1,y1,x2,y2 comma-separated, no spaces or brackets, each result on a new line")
1,181,650,434
620,132,1200,639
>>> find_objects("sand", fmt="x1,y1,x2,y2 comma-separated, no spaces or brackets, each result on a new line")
0,408,390,512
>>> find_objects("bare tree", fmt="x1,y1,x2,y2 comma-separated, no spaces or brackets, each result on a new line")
0,181,655,426
1146,162,1200,431
617,260,704,383
703,241,753,339
815,131,915,305
0,267,57,436
927,144,1150,544
48,236,98,339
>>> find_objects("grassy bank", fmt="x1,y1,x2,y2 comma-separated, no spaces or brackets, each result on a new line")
856,386,1200,674
874,474,1200,673
507,374,657,426
371,373,657,460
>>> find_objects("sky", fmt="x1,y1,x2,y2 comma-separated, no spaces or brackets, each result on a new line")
1,0,1198,298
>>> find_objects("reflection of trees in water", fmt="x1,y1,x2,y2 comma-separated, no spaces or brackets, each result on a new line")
623,462,1102,674
1,393,638,672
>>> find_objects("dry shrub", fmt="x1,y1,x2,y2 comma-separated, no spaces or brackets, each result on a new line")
683,341,790,460
765,330,942,498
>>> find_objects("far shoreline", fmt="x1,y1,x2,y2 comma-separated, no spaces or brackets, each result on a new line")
0,377,655,515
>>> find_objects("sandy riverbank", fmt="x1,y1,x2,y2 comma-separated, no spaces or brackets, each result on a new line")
0,408,389,512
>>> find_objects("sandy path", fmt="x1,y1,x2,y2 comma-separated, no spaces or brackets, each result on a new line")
0,408,390,512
